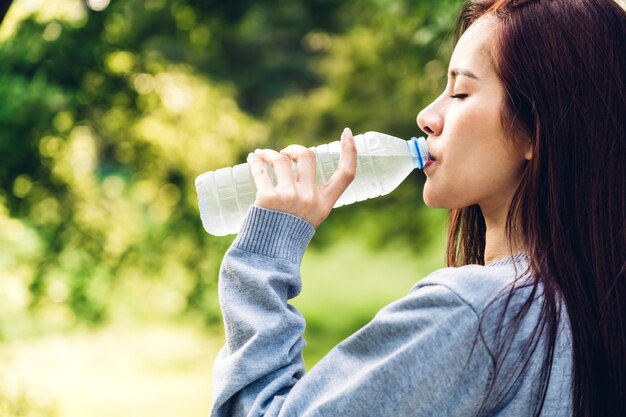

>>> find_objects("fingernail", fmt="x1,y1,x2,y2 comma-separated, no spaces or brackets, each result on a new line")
343,127,352,137
247,153,258,162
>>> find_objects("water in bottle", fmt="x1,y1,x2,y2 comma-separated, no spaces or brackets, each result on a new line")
195,131,429,236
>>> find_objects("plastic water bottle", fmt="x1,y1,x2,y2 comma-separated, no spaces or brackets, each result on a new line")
195,131,429,236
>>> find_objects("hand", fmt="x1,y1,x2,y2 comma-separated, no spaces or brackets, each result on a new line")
247,127,357,228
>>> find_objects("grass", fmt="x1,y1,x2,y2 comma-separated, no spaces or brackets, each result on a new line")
0,322,220,417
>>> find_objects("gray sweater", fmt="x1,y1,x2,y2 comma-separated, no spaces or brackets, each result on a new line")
211,206,573,416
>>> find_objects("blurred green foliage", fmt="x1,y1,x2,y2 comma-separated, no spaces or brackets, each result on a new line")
0,392,57,417
0,0,460,331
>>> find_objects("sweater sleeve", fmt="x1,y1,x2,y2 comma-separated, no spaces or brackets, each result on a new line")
211,206,493,417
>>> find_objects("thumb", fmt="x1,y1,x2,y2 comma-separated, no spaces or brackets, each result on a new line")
323,127,357,203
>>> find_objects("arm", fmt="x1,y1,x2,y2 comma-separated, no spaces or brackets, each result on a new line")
211,206,314,416
211,206,493,416
212,127,358,416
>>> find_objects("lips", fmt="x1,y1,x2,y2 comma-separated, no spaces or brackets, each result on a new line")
424,153,438,170
424,140,439,168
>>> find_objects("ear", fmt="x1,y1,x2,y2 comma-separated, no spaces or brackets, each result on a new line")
524,144,533,161
520,136,533,161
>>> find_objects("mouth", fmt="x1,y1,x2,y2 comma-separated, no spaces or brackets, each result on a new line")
424,153,438,170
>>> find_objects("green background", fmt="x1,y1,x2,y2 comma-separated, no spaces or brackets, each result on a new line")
0,0,464,415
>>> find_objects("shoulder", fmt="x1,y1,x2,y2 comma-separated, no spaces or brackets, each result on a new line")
412,254,532,316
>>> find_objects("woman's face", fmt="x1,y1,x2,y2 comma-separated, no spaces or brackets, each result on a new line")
416,17,531,218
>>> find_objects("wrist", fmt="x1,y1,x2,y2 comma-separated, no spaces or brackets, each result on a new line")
233,205,315,264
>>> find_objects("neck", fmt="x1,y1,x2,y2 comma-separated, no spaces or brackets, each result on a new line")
481,203,523,265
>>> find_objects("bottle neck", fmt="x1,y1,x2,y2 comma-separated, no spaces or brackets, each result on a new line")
406,136,429,169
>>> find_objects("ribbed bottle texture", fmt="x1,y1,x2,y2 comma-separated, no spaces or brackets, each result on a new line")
195,131,429,236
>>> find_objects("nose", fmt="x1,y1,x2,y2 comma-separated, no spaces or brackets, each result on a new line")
416,99,443,136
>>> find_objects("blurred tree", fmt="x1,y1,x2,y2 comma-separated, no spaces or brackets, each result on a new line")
0,0,266,326
0,0,460,327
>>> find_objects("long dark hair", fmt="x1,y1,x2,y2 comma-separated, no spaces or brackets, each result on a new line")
447,1,626,416
0,1,13,26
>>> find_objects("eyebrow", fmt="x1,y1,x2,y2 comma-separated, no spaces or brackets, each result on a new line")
449,68,480,80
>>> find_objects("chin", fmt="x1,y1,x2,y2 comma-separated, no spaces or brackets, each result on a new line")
422,193,447,209
423,183,446,208
423,182,445,208
423,189,466,210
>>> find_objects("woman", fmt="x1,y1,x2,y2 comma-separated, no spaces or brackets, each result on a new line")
210,0,625,416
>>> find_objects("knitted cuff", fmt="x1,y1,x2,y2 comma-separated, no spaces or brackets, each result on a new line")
232,205,315,264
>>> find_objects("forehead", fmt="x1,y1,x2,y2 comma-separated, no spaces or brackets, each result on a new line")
449,16,497,77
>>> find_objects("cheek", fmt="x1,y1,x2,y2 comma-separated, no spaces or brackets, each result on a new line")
457,104,503,141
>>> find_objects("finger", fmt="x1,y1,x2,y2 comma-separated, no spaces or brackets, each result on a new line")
280,144,308,155
247,152,273,192
281,145,317,187
324,127,357,203
255,148,294,188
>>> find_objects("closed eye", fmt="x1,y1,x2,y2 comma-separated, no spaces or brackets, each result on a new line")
449,93,468,99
